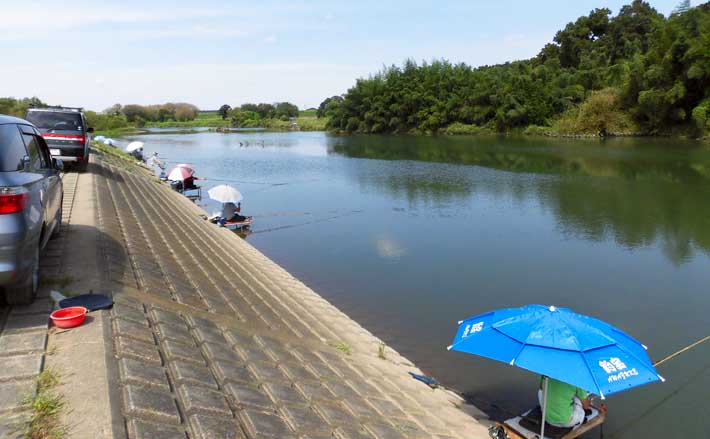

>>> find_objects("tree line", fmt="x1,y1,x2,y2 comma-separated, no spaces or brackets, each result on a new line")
0,97,47,117
0,97,201,131
218,102,299,127
104,102,200,126
323,1,710,137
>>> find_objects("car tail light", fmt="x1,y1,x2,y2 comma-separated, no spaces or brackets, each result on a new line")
42,133,86,145
0,188,29,214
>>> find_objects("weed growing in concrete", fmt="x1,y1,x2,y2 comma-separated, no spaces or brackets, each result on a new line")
328,340,352,355
24,369,65,439
377,342,387,360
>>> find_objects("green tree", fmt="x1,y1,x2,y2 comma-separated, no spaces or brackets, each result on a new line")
317,96,343,118
218,104,231,119
274,102,299,120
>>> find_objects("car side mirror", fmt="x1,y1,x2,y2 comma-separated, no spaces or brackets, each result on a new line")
52,158,64,171
87,127,94,133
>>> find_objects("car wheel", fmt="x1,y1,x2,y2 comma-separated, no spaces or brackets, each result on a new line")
51,199,63,239
75,159,88,173
5,245,40,305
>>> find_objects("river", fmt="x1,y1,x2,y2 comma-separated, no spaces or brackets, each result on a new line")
126,131,710,438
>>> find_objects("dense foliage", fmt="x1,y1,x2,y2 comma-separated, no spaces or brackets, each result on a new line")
326,1,710,136
228,102,299,127
0,97,48,117
316,96,343,118
218,104,231,119
114,102,200,126
83,110,134,132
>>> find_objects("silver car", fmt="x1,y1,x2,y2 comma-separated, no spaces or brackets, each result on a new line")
0,115,63,304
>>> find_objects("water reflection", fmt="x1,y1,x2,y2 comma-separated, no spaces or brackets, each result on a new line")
330,135,710,265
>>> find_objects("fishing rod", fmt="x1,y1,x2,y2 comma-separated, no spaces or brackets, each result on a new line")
200,177,280,185
653,335,710,367
203,177,319,186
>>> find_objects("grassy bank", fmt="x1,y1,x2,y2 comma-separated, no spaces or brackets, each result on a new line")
92,127,144,138
260,115,328,131
144,111,231,128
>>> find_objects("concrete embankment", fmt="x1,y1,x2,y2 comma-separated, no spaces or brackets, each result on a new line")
0,149,491,438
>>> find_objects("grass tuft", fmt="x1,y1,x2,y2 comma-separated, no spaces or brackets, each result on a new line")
328,341,352,356
377,342,387,360
24,369,65,439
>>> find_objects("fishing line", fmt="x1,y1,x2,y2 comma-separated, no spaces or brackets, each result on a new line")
602,335,710,437
251,211,313,218
250,209,347,219
608,361,710,438
249,210,364,234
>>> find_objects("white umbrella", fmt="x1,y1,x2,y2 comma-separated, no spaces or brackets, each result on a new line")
104,138,115,146
94,135,106,142
126,141,144,152
208,184,243,203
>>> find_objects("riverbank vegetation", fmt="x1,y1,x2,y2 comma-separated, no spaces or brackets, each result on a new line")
225,102,327,131
111,102,200,126
324,1,710,138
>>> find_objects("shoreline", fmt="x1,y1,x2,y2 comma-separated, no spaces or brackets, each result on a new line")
98,125,710,144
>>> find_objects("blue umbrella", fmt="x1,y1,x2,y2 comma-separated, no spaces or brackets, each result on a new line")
448,305,664,437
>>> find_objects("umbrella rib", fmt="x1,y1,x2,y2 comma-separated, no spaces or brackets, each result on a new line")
447,326,521,353
508,334,527,366
580,353,605,399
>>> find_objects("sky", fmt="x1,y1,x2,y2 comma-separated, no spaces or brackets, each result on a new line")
0,0,685,111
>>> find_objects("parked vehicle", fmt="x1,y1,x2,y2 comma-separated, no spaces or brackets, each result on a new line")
25,107,92,172
0,115,63,304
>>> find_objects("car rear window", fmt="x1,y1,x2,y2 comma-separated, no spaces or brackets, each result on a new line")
0,124,28,171
25,111,83,132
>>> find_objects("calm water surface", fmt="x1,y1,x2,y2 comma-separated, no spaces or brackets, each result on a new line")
129,131,710,438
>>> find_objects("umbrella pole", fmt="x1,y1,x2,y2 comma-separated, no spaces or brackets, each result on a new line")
540,376,548,439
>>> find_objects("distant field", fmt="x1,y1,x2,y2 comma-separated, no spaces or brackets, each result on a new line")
299,109,317,117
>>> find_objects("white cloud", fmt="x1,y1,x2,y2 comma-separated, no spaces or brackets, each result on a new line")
264,35,278,44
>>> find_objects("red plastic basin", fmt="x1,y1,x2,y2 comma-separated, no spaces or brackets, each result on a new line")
50,306,87,329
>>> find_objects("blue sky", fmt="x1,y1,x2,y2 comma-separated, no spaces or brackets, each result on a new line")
0,0,684,111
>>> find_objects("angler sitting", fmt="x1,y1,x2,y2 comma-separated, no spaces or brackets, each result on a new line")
221,202,246,223
539,377,593,429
